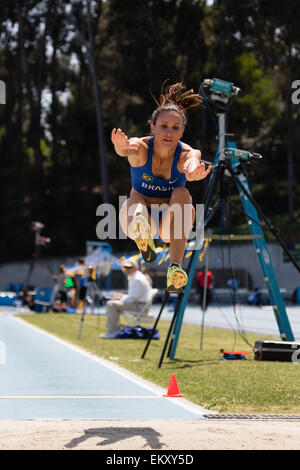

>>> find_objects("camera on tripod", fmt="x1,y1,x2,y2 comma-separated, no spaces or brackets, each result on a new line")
200,78,263,163
200,78,240,109
224,147,262,162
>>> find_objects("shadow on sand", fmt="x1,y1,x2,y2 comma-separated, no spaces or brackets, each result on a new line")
65,426,165,449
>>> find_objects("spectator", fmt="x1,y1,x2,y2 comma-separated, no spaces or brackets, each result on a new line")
196,269,214,310
24,289,36,311
75,258,87,310
100,258,152,339
64,269,76,309
52,264,67,312
86,265,105,306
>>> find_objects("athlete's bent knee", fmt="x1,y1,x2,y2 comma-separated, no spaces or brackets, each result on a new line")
170,187,192,202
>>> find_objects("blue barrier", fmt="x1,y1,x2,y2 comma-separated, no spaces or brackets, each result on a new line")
0,292,17,305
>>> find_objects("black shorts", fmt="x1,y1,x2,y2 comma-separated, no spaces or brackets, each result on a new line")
79,286,87,300
58,290,67,303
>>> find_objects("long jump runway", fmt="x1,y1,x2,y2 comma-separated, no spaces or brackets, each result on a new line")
0,313,207,420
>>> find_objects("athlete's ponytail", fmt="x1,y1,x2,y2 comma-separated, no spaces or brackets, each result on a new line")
150,81,202,126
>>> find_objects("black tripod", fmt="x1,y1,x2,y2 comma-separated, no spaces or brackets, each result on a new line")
141,290,187,369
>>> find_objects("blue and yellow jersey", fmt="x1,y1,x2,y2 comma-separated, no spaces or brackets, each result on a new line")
130,136,186,198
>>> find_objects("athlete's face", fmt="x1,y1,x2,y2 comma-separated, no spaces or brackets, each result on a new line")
150,111,184,146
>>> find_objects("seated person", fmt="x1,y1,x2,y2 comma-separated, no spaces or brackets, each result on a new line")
100,258,152,339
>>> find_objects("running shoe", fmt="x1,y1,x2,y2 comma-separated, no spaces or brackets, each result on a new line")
132,215,157,263
167,263,188,293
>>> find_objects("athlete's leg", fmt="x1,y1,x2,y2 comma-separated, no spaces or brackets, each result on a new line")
158,187,195,292
119,190,157,239
159,187,195,265
119,190,157,263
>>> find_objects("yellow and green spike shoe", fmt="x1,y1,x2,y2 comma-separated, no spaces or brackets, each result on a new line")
167,264,188,293
132,215,157,263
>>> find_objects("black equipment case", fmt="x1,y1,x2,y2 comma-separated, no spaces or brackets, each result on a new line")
254,340,300,362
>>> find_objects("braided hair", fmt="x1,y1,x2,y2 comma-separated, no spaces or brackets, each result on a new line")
150,81,202,127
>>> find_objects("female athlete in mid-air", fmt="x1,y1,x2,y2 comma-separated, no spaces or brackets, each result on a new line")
111,82,211,293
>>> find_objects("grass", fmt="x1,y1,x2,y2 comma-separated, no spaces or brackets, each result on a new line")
17,312,300,414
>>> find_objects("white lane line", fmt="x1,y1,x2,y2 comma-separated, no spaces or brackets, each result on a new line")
11,315,210,416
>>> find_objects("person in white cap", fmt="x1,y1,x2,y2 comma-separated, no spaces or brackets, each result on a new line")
100,258,152,338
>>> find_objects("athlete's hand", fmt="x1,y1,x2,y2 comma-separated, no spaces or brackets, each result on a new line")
111,128,128,146
183,159,211,181
111,128,139,155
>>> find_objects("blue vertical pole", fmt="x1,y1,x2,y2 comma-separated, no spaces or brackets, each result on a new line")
228,141,294,341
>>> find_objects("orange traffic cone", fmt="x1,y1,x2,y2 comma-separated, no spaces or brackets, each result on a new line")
163,374,184,397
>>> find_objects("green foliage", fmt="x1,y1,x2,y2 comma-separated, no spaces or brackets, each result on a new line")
234,52,282,136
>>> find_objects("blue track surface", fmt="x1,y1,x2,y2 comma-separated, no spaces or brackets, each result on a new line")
0,314,204,419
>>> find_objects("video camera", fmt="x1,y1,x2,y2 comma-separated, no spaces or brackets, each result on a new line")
200,78,240,110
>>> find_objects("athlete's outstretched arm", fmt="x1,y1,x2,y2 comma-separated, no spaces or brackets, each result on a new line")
111,128,139,157
183,149,211,181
